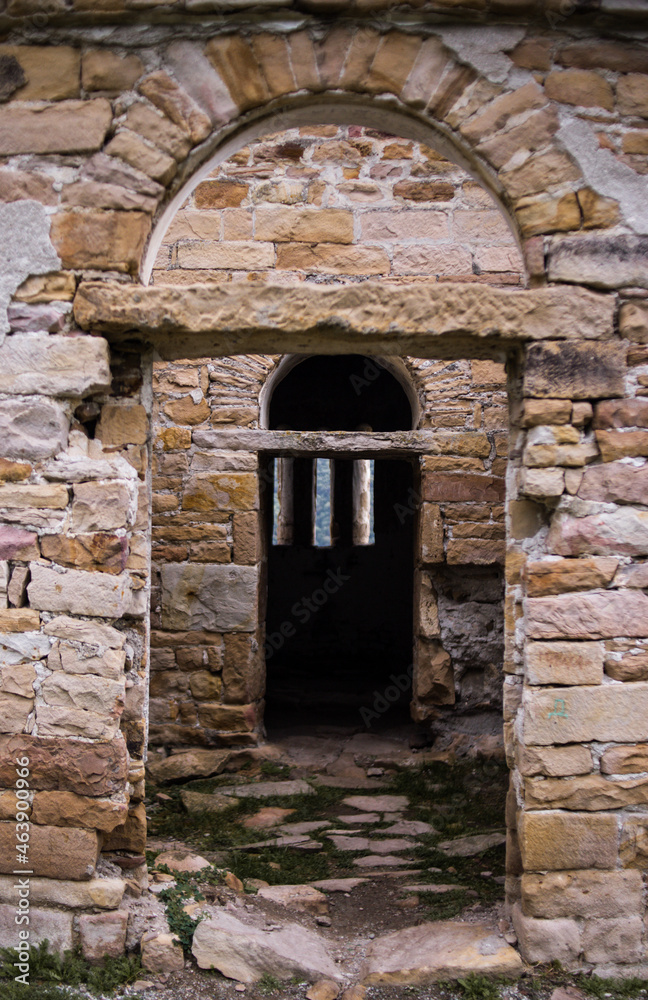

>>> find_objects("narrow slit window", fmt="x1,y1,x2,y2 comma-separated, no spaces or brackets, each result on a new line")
314,458,332,547
353,458,375,545
273,457,294,545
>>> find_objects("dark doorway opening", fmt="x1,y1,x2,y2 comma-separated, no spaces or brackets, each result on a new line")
263,356,415,730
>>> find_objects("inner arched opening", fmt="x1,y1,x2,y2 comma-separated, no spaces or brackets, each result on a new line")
264,355,415,727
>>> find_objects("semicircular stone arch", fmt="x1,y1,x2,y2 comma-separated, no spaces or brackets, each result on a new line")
128,26,606,283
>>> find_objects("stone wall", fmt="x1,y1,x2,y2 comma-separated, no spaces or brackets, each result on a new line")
0,4,647,969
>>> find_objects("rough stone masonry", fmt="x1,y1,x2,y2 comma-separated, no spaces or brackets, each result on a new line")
0,0,648,974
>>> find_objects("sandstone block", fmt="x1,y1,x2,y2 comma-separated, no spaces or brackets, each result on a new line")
41,533,128,575
446,539,504,564
102,801,147,853
515,192,580,239
0,691,32,733
549,233,648,290
28,564,146,618
141,932,185,973
0,460,31,483
106,130,176,185
41,671,124,717
70,481,132,533
596,429,648,461
233,510,259,565
204,36,268,112
582,916,643,965
0,45,80,100
594,398,648,430
0,874,124,909
49,640,125,680
43,615,125,648
197,702,257,732
178,241,274,270
0,822,99,879
525,640,603,685
521,399,572,427
0,733,127,795
51,210,150,273
79,910,128,964
31,789,127,834
82,49,143,92
525,774,648,811
161,563,256,631
620,301,648,343
0,334,110,396
0,100,111,155
518,467,564,500
526,589,648,640
163,396,210,426
518,744,592,777
545,69,613,110
550,507,648,557
255,208,353,244
275,243,389,275
0,399,68,461
125,103,191,161
96,403,148,446
37,704,121,740
512,903,580,966
420,503,443,564
182,473,258,512
601,744,648,774
478,108,559,171
617,74,648,117
0,482,68,509
422,473,504,503
524,341,626,400
518,811,618,871
521,869,642,920
461,82,546,143
414,640,454,705
138,71,211,143
523,681,648,745
577,462,648,506
525,558,617,597
0,526,37,561
0,609,39,632
0,903,72,955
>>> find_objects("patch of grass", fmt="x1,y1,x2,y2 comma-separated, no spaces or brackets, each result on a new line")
0,986,89,1000
259,761,292,778
258,972,283,994
0,939,141,995
457,973,504,1000
225,847,331,886
576,975,648,1000
420,888,469,921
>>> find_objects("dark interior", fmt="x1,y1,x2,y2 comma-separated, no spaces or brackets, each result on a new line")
264,356,415,729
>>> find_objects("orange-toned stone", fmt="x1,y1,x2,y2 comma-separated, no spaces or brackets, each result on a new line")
393,179,454,202
461,82,546,143
102,801,147,853
51,210,150,273
525,558,618,597
194,180,248,209
275,243,389,275
82,49,143,92
138,71,211,143
577,189,620,229
157,427,192,450
596,429,648,461
0,99,111,155
0,822,99,880
287,32,321,92
41,534,127,575
97,403,148,446
446,538,505,564
617,74,648,118
182,473,258,512
0,45,80,100
338,28,380,91
364,32,421,96
516,193,581,238
163,396,211,426
251,35,295,99
545,69,614,111
255,207,353,244
204,36,269,111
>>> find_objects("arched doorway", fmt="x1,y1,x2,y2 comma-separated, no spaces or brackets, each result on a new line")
263,355,416,729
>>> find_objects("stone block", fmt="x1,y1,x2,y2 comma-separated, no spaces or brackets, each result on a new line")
548,234,648,290
577,462,648,507
204,36,268,112
197,702,258,732
0,823,99,879
141,932,185,973
0,733,128,795
515,192,580,239
545,69,613,110
0,874,124,909
0,482,68,509
596,429,648,461
0,99,111,155
525,774,648,811
41,671,124,716
521,869,643,919
525,640,603,685
420,503,443,564
79,910,129,964
102,801,147,853
0,399,68,462
422,473,504,503
36,705,120,741
106,130,176,185
82,49,143,92
0,691,32,733
178,241,274,270
518,811,618,870
525,558,618,597
461,82,546,143
222,633,263,705
41,533,128,575
0,335,110,396
446,539,504,564
518,744,592,777
518,467,564,500
0,460,31,483
582,917,643,965
233,510,259,565
512,903,580,966
521,399,572,427
125,103,191,161
255,208,353,244
0,45,80,100
524,341,626,400
0,609,39,632
138,71,211,143
70,481,132,533
96,403,148,447
414,640,454,705
31,790,127,832
160,563,256,631
28,564,146,619
601,744,648,774
526,589,648,640
275,243,389,275
617,73,648,117
163,396,210,425
51,210,150,273
594,398,648,430
620,301,648,343
0,903,72,955
523,682,648,745
182,473,258,512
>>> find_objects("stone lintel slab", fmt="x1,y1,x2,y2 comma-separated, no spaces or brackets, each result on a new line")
73,281,615,360
192,428,482,457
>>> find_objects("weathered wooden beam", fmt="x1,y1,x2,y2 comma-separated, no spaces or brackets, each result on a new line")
73,280,614,361
191,428,492,458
